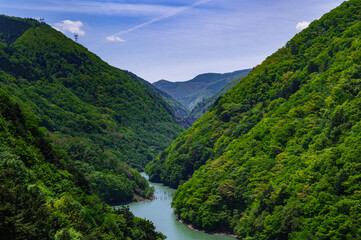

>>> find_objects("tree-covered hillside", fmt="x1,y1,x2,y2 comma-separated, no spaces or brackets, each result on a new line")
0,90,165,239
147,0,361,238
0,15,183,205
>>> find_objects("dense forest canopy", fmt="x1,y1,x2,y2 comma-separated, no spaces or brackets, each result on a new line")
147,0,361,239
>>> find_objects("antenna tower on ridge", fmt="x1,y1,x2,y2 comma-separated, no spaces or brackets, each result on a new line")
39,17,45,22
74,33,79,42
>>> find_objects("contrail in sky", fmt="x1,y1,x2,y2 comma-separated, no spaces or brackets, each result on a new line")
112,0,212,37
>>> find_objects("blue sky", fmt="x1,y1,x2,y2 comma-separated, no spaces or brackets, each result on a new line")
1,0,345,82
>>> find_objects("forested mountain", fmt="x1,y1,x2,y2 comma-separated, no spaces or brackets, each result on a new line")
0,14,183,206
153,69,251,111
146,0,361,238
0,90,165,239
187,73,249,118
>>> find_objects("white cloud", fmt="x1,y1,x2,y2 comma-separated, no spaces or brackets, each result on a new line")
106,35,125,42
53,20,85,36
296,21,310,31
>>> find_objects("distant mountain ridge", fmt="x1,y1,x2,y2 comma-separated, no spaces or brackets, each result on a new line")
153,69,251,111
187,74,248,118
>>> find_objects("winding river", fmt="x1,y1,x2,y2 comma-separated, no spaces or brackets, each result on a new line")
116,173,235,240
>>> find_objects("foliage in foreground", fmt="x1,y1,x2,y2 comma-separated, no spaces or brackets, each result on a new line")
0,91,165,239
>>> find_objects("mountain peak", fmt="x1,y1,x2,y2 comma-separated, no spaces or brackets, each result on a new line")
153,69,251,110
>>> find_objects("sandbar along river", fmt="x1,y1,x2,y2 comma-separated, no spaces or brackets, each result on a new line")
115,173,235,240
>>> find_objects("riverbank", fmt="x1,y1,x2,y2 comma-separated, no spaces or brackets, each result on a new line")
119,173,235,240
177,217,237,238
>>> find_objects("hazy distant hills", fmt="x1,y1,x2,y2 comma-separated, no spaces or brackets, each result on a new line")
125,70,189,120
187,73,250,118
153,69,251,112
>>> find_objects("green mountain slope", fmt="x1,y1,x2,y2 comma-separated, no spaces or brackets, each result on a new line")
0,90,165,239
153,70,251,111
147,1,361,238
0,15,183,205
187,72,250,118
123,69,189,120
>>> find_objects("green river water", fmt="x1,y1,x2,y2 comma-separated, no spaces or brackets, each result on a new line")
115,173,235,240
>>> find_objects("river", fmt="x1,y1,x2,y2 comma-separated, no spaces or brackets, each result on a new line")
115,173,235,240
